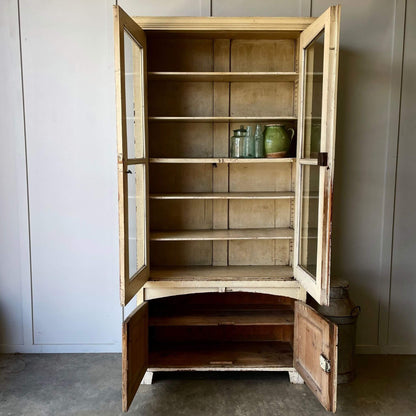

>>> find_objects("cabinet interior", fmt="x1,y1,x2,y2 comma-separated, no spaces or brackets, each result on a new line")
147,33,299,278
148,292,294,368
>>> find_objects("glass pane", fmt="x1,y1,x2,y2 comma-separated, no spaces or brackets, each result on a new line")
128,164,146,278
303,30,324,159
299,164,320,278
124,30,145,159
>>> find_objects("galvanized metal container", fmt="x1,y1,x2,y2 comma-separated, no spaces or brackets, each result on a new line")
309,279,360,383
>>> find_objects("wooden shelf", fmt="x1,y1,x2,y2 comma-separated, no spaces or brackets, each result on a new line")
149,266,294,281
149,341,293,368
148,71,298,82
149,157,295,164
149,192,295,200
150,228,294,241
149,310,294,327
148,116,297,123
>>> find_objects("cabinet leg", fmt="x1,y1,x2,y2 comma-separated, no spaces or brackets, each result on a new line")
288,370,304,384
141,371,154,385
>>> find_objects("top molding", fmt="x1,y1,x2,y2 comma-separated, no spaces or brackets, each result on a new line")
133,16,316,32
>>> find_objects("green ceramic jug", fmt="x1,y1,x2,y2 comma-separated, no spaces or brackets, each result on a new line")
264,125,295,158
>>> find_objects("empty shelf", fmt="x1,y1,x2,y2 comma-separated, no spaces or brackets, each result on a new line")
148,71,298,82
148,116,297,123
149,341,293,368
150,228,294,241
149,310,294,327
149,157,295,164
149,192,295,200
149,266,294,281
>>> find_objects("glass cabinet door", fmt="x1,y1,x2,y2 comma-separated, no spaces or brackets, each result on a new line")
114,6,149,306
294,6,341,305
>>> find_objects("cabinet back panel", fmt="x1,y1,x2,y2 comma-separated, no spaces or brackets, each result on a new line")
150,325,293,343
230,39,296,72
150,241,212,266
149,123,213,158
150,164,213,193
148,38,213,71
148,82,213,117
229,164,293,192
150,200,213,230
229,240,290,265
230,82,294,117
229,199,291,229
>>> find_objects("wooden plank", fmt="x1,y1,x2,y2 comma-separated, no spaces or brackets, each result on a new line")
149,123,213,158
149,341,293,368
150,228,294,241
122,302,148,412
148,72,298,82
150,241,212,266
229,240,290,266
148,116,297,123
149,192,295,200
149,157,295,164
150,325,294,343
230,82,294,117
294,301,338,412
149,310,294,326
212,39,230,267
148,38,213,72
231,39,296,72
149,265,294,280
148,82,213,117
133,16,315,32
150,200,213,231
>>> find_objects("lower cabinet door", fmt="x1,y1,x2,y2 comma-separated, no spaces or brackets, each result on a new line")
122,301,148,412
294,301,338,412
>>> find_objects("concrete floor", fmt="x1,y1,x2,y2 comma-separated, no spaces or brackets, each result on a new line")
0,354,415,416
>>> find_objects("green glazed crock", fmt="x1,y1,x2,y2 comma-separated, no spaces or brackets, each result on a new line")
264,125,295,158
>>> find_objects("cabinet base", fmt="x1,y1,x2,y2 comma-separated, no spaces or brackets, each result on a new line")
141,368,304,385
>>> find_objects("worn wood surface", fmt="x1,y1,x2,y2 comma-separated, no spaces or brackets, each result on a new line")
134,16,315,33
148,116,297,123
149,310,294,326
149,192,295,200
148,72,298,82
122,302,148,412
150,228,294,241
149,265,294,280
149,157,295,163
149,341,293,368
294,301,338,412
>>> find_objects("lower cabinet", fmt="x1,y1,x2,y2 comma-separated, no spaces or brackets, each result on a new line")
122,292,338,412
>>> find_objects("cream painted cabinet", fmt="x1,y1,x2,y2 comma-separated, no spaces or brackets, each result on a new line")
113,5,341,412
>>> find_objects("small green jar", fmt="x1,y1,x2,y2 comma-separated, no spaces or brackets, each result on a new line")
264,124,295,158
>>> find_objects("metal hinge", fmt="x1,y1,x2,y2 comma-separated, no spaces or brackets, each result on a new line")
320,354,331,373
318,152,328,167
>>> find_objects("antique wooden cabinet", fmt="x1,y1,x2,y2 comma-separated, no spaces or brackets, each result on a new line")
113,5,341,412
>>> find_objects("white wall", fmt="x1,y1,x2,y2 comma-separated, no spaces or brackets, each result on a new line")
0,0,414,353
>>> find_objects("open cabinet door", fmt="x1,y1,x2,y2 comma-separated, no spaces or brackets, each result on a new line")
294,5,341,305
122,302,148,412
294,301,338,412
114,6,150,306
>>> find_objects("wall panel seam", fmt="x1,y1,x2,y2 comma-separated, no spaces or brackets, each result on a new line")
16,0,35,347
378,0,406,348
